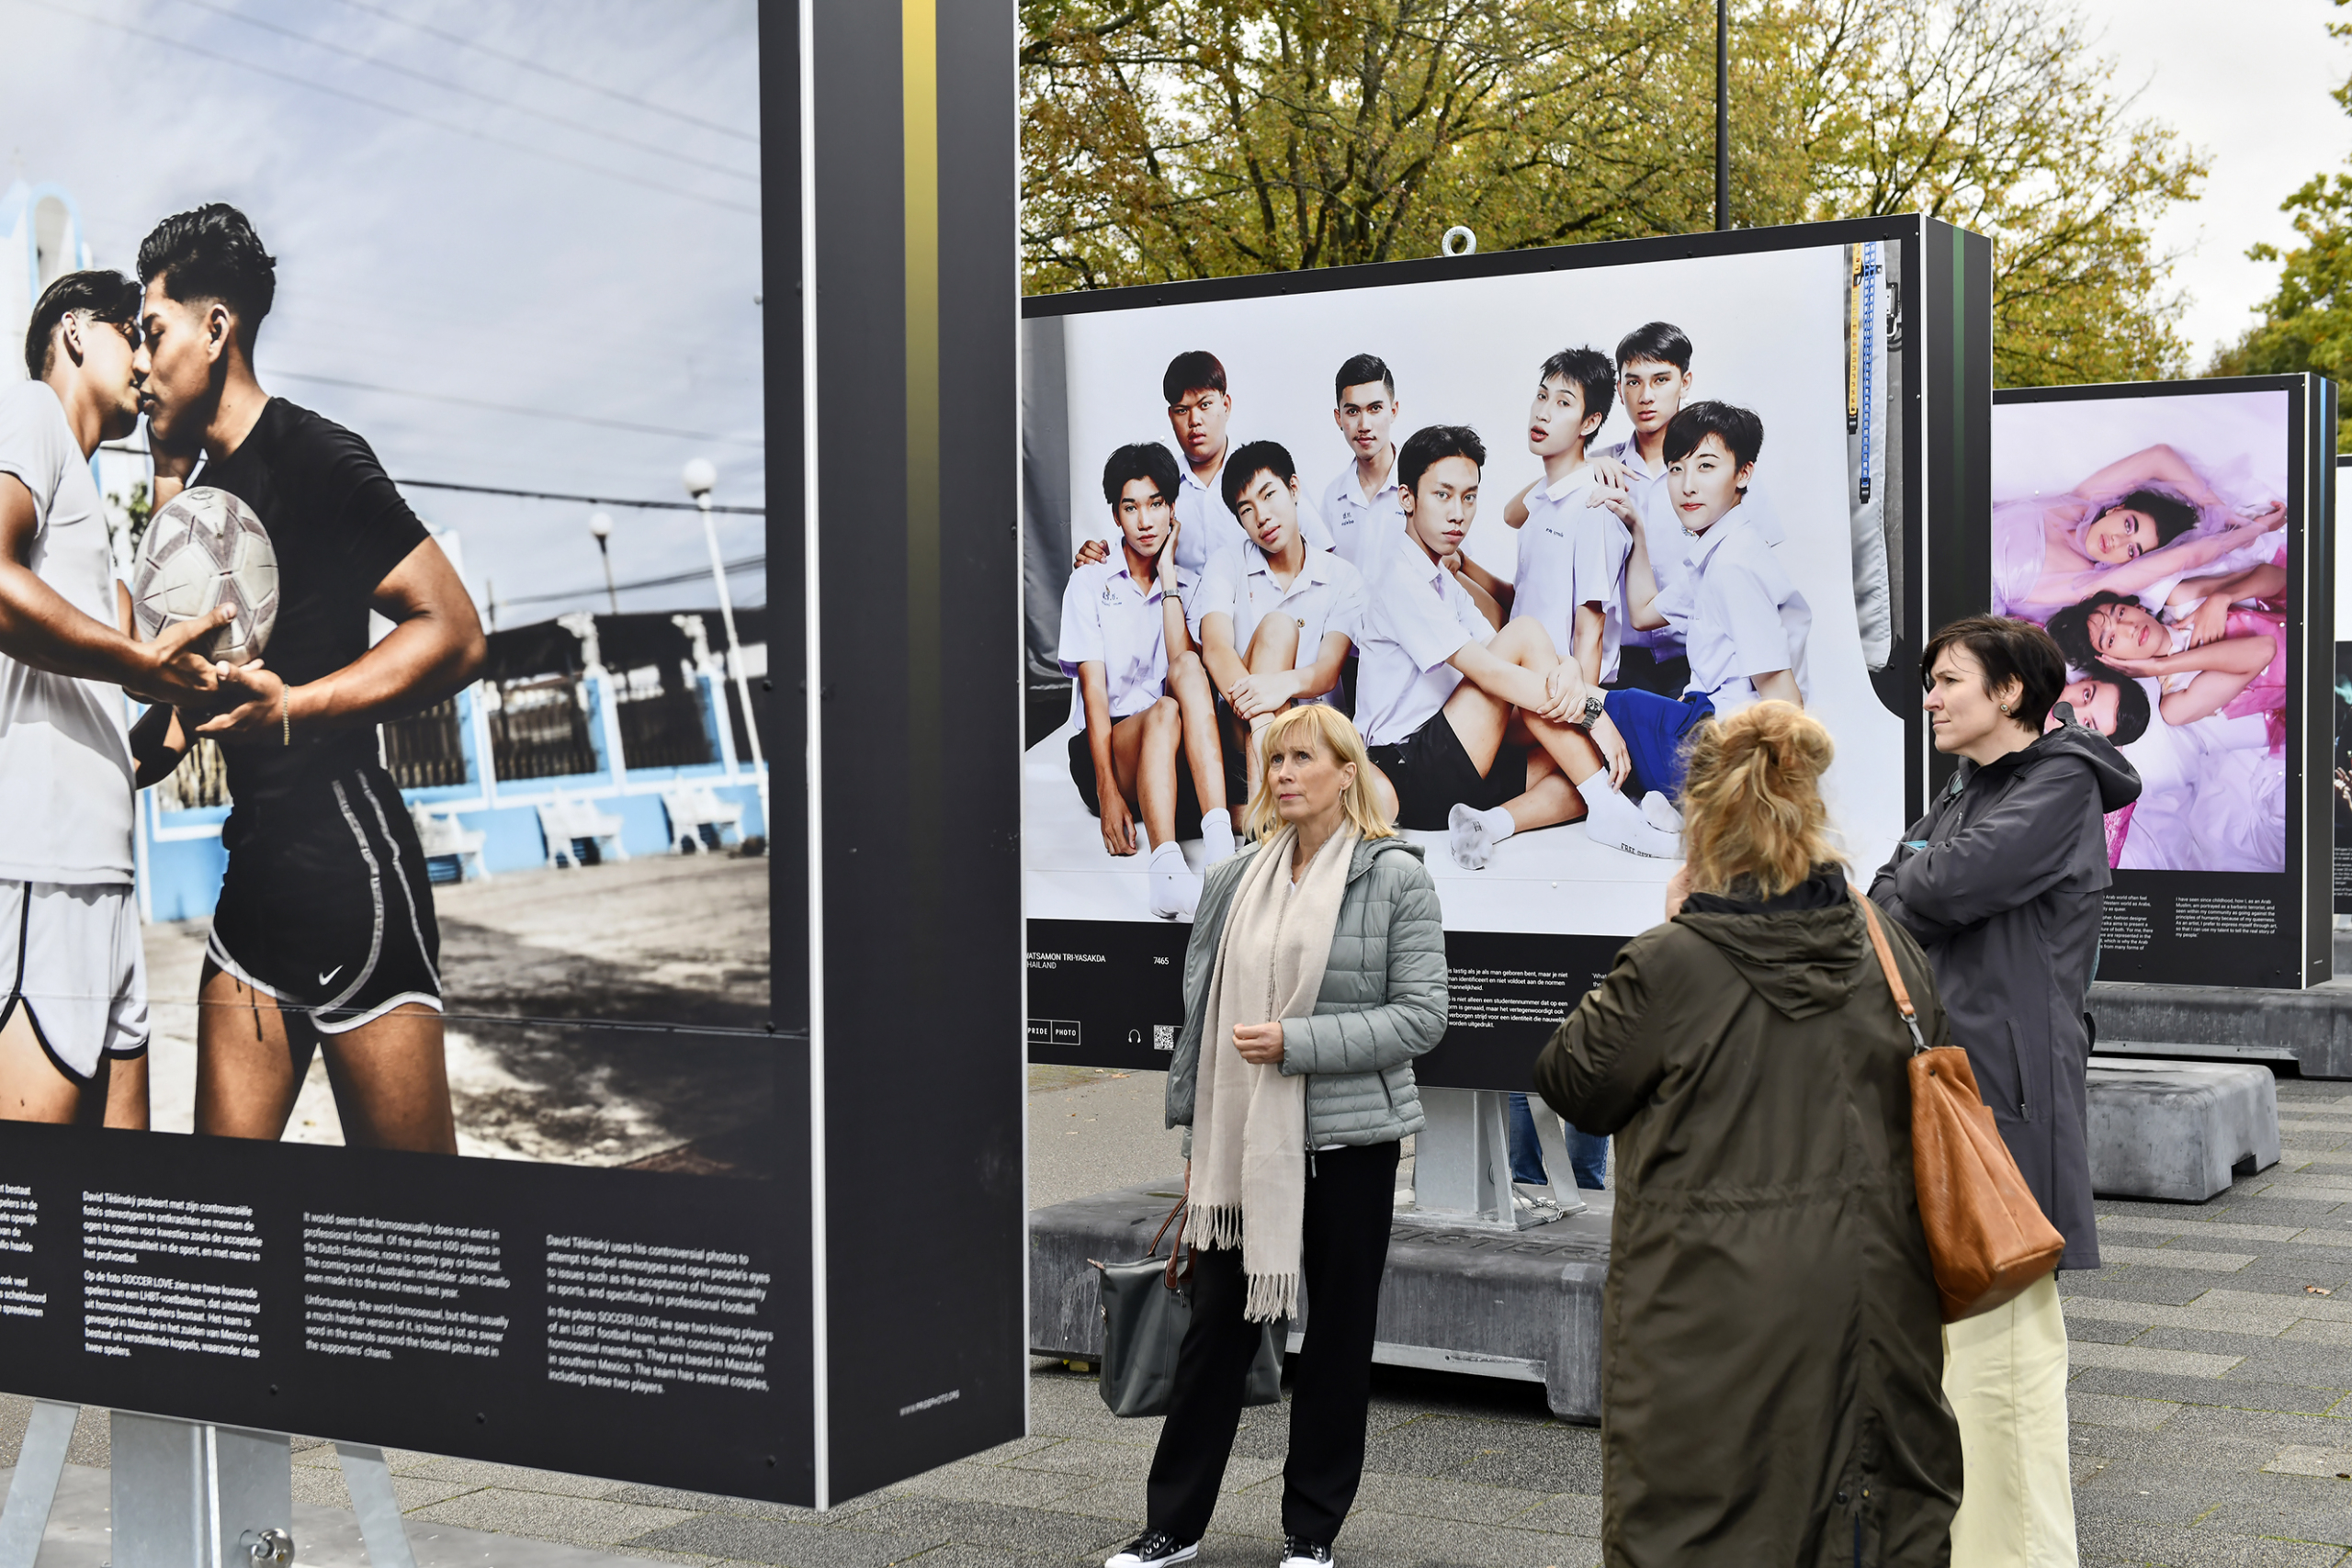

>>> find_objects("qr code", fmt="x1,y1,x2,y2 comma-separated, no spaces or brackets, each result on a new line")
1153,1025,1176,1053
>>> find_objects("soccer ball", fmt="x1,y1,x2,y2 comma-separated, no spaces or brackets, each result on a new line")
131,486,279,664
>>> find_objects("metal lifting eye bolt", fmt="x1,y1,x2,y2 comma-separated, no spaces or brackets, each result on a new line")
243,1526,296,1564
1441,226,1476,258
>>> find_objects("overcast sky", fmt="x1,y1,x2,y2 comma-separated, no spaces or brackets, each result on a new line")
2,0,763,630
2069,0,2349,369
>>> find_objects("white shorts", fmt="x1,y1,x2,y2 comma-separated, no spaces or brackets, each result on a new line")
0,880,149,1081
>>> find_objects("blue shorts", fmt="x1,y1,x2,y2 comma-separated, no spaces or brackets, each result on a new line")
1601,689,1714,800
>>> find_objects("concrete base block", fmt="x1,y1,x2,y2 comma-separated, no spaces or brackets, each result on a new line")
1030,1179,1610,1421
2085,1056,2280,1202
2083,931,2352,1080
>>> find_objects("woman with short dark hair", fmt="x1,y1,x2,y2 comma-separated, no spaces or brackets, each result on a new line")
1535,701,1962,1564
1871,615,2141,1568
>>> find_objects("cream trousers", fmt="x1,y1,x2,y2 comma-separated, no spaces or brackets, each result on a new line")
1942,1272,2076,1567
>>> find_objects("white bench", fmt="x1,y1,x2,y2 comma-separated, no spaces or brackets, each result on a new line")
662,784,745,853
536,795,628,868
411,805,490,882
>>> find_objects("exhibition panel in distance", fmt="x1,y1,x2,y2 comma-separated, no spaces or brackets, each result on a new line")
0,0,1023,1513
1992,378,2334,988
1023,217,1991,1089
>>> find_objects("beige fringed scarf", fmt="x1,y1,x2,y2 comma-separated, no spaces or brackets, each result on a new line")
1186,822,1359,1322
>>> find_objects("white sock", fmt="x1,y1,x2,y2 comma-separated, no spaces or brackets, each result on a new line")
1198,807,1237,863
1148,840,1200,919
1576,777,1682,859
1642,793,1685,834
1448,802,1517,870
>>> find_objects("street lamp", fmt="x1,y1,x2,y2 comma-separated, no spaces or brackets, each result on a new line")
588,512,618,615
683,458,767,794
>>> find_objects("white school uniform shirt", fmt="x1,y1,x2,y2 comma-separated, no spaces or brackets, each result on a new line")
1595,436,1683,656
1507,467,1630,683
1193,544,1366,706
1666,509,1812,716
1317,453,1408,573
1057,558,1179,723
1355,528,1499,748
1168,444,1335,577
0,380,136,885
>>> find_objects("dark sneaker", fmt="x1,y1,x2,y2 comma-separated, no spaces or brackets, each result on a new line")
1279,1539,1334,1567
1106,1530,1199,1567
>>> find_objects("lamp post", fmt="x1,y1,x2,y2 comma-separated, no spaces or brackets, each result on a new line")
1714,0,1729,232
683,458,767,799
588,512,618,615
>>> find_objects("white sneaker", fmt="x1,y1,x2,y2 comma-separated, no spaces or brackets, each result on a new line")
1106,1531,1198,1567
1585,807,1682,860
1279,1539,1334,1568
1640,793,1685,834
1447,802,1498,870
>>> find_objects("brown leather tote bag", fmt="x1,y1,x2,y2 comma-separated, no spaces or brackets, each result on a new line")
1855,893,2065,1322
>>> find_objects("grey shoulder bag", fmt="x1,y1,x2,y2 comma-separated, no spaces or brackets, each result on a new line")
1091,1178,1284,1417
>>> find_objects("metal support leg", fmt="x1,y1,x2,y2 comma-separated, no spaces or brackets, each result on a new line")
0,1400,77,1568
1523,1101,1591,1217
1405,1088,1521,1229
335,1442,419,1568
110,1413,291,1568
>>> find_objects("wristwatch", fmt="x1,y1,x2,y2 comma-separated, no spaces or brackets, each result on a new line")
1570,694,1604,729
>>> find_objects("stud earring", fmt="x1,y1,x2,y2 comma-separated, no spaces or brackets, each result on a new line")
1999,702,2014,716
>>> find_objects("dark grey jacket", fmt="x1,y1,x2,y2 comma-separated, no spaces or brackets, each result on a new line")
1166,835,1445,1148
1869,723,2141,1269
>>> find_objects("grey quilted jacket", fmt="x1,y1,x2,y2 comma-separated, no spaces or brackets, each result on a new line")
1165,834,1447,1149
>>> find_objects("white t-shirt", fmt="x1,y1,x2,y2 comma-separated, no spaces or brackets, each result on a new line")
1057,558,1180,722
1508,467,1629,683
0,381,135,885
1665,509,1812,716
1168,445,1335,576
1355,529,1498,747
1317,454,1408,574
1193,544,1365,706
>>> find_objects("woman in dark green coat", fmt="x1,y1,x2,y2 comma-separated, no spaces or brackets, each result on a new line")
1535,702,1961,1567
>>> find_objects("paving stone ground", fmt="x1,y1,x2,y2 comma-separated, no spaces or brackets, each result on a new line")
2,1072,2346,1566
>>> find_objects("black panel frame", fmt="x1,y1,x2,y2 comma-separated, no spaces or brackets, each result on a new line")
1025,215,1986,1086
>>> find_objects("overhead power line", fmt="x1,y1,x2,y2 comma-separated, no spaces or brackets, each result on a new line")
501,554,765,608
391,478,766,514
8,0,758,220
327,0,759,145
270,370,765,447
97,449,768,516
165,0,760,186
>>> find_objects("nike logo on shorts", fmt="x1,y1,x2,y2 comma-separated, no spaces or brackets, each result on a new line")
319,965,343,986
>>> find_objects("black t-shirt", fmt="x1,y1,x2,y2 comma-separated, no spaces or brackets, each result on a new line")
196,398,431,807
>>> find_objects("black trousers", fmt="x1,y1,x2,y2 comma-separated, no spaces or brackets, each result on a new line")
1145,1140,1401,1545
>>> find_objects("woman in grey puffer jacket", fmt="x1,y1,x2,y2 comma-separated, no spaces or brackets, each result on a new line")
1109,705,1445,1568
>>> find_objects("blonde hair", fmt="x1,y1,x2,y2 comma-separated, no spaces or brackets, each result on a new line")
1678,700,1845,899
1243,705,1398,844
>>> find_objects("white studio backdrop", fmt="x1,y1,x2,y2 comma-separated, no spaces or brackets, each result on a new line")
1033,244,1903,937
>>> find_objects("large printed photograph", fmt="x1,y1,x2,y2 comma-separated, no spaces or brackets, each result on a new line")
1989,389,2292,875
1023,241,1908,950
0,2,768,1172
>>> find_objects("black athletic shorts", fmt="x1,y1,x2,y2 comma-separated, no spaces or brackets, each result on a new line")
1367,712,1523,831
206,761,444,1034
1612,646,1692,698
1067,729,1204,839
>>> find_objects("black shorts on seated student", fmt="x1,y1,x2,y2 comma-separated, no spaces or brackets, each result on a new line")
1367,715,1522,831
1066,730,1211,840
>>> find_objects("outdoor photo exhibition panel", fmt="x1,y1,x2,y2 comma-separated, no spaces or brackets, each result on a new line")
1024,218,1992,1088
1991,378,2334,987
2335,453,2352,913
0,0,1022,1511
